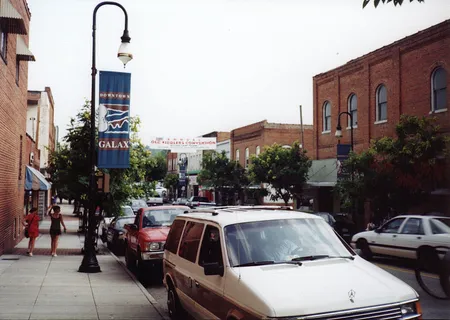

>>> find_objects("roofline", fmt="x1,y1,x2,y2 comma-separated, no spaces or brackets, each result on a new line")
314,19,450,81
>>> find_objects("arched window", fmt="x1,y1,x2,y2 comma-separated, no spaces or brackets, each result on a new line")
256,146,261,156
431,67,447,111
245,148,249,167
376,85,387,121
323,101,331,132
235,149,240,162
348,94,358,127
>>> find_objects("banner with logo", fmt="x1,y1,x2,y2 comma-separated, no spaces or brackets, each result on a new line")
97,71,131,168
337,144,352,181
148,137,217,152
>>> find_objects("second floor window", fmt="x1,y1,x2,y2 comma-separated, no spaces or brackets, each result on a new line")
432,67,447,111
348,94,358,128
0,27,7,62
256,146,260,156
323,101,331,131
235,149,240,162
245,148,249,167
376,85,387,121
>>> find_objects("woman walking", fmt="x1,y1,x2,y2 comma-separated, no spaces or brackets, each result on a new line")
48,205,67,257
23,208,39,256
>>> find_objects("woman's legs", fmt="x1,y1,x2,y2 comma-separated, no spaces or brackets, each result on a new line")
53,235,60,255
50,235,55,255
29,237,36,255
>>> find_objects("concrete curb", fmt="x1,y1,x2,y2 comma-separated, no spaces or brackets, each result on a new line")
108,248,170,320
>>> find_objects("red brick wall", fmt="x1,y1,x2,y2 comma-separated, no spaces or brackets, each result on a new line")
313,20,450,160
167,152,178,173
25,134,40,170
0,0,31,254
231,120,314,167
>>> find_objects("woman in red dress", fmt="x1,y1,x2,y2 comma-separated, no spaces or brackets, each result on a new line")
23,207,40,256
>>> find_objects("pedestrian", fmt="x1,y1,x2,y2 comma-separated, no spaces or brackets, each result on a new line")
48,205,67,257
22,207,40,256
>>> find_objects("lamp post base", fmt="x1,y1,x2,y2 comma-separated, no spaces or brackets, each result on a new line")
78,250,101,273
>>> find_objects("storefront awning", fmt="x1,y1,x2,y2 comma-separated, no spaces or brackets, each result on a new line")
16,35,34,61
25,166,51,191
0,0,27,35
307,158,338,187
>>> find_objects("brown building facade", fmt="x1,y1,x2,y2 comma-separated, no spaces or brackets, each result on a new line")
230,120,313,168
311,19,450,216
0,0,35,254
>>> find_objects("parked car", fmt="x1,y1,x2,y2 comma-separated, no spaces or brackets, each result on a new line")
130,199,148,214
147,195,164,206
333,212,357,244
105,215,135,255
124,205,190,283
186,196,216,208
100,205,134,243
163,207,422,320
121,205,134,216
311,211,336,227
172,198,188,205
351,215,450,261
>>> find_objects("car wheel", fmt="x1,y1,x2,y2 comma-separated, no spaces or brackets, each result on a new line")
356,239,373,260
167,282,185,319
125,245,135,270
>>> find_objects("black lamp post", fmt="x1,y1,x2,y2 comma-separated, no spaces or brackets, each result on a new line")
178,154,188,198
79,1,132,273
335,111,355,221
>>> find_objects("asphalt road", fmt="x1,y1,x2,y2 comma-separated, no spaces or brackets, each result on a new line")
118,254,449,319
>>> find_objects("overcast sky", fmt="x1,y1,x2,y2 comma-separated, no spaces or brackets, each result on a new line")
27,0,449,145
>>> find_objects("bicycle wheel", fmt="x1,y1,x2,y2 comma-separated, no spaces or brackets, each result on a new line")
415,247,449,300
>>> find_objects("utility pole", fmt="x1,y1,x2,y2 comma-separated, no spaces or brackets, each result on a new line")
299,105,305,149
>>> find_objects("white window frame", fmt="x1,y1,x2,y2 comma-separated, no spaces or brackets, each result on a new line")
0,26,7,62
347,94,358,129
375,84,388,124
322,101,331,133
431,67,447,113
235,149,240,162
256,146,260,156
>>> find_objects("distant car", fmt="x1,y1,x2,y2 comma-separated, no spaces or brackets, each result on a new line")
105,215,136,255
186,196,216,208
130,199,148,214
172,198,188,205
351,215,450,261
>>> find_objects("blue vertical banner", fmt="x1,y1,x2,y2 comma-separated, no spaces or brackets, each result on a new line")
337,144,352,181
98,71,131,168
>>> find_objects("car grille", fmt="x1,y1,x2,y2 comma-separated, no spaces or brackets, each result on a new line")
300,305,407,320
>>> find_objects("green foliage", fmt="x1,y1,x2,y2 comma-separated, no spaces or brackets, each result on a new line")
198,151,249,204
363,0,424,8
164,173,179,199
336,115,448,220
248,142,312,205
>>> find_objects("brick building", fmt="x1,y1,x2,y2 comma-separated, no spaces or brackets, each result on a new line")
311,19,450,215
167,152,178,174
230,120,313,168
0,0,35,254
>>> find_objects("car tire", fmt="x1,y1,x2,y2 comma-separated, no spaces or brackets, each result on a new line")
167,282,185,319
125,244,135,270
356,239,373,260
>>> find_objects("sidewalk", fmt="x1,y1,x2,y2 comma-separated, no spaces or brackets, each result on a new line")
0,203,167,320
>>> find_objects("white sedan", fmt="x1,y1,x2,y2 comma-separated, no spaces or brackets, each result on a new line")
351,215,450,261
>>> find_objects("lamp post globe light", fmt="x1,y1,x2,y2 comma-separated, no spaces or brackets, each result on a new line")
79,1,132,273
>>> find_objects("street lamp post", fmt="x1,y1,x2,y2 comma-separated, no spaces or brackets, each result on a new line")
79,1,132,273
335,111,355,222
178,154,188,198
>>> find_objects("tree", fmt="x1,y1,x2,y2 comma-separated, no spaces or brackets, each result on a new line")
198,151,249,205
248,142,312,205
363,0,424,8
337,115,448,222
164,173,179,200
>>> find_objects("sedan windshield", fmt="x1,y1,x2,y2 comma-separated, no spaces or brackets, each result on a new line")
224,218,352,267
143,209,185,227
116,217,135,229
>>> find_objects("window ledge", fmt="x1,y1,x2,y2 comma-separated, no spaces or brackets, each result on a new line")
429,108,447,114
322,130,331,135
374,120,387,125
346,125,358,130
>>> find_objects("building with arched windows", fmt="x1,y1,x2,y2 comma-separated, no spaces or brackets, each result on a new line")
311,19,450,217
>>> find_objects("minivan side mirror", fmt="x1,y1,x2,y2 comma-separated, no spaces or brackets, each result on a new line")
203,262,224,277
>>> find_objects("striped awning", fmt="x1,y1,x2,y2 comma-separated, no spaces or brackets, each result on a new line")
0,0,27,35
25,166,51,191
16,35,34,61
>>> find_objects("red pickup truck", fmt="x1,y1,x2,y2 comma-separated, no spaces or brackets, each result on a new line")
124,205,189,283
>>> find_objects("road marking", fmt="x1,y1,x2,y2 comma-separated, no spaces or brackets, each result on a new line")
375,263,440,280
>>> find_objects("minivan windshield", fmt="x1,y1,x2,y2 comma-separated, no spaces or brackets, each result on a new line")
143,209,186,227
224,218,352,267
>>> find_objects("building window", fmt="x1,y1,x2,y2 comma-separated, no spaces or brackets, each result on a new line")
18,135,23,180
323,101,331,131
431,67,447,111
245,148,249,167
348,94,358,127
376,85,387,121
256,146,260,156
16,60,20,85
0,26,7,62
235,149,240,161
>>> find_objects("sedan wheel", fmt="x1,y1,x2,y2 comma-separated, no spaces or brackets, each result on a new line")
357,239,373,260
